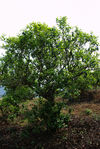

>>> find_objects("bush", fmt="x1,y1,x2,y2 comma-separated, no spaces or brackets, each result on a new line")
25,98,70,132
0,85,34,120
0,95,20,120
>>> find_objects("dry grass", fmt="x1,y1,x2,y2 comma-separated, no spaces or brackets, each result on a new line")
61,102,100,118
70,102,100,116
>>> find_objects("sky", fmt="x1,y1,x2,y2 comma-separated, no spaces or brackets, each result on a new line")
0,0,100,56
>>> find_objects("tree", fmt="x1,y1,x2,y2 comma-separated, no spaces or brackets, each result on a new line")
92,67,100,89
56,17,99,99
0,17,99,103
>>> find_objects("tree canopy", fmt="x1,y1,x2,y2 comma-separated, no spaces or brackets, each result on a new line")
0,17,100,102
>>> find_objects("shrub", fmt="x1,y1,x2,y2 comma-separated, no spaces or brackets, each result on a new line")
25,98,70,132
0,95,20,120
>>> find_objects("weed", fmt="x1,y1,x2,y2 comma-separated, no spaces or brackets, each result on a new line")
84,109,92,115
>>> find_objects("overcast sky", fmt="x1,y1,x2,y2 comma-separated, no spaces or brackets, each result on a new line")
0,0,100,56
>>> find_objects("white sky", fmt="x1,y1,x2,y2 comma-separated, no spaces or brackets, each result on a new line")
0,0,100,56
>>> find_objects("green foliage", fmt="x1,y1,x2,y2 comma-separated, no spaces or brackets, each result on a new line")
84,108,92,115
0,85,34,121
0,96,20,120
92,67,100,88
8,85,34,101
0,17,99,102
24,98,70,132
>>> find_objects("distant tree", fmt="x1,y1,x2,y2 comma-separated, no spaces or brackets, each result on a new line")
0,17,99,103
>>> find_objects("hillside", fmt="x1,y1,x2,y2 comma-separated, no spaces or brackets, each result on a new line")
0,96,100,149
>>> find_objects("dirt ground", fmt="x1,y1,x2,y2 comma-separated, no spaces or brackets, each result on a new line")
0,115,100,149
0,90,100,149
